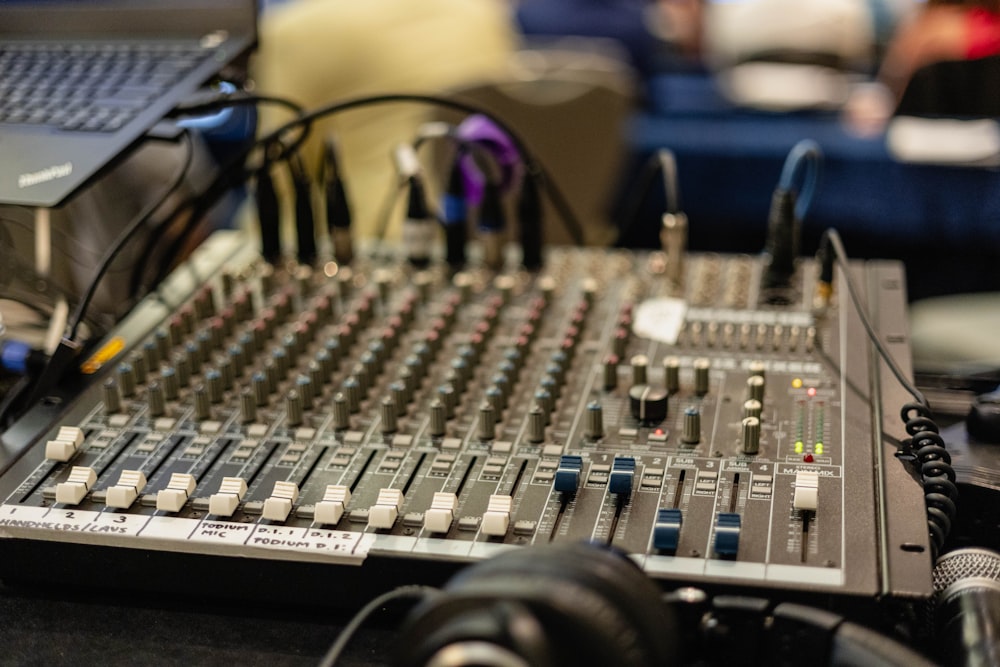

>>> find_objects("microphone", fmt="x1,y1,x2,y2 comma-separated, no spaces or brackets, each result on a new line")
932,547,1000,667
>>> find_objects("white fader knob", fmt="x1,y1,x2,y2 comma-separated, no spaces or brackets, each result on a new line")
45,426,84,462
314,485,352,526
55,466,97,505
481,494,513,537
106,470,147,509
793,470,820,511
423,492,458,534
262,480,300,522
156,473,197,513
209,477,247,517
369,488,404,529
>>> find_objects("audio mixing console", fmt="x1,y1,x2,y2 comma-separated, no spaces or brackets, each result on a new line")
0,231,931,618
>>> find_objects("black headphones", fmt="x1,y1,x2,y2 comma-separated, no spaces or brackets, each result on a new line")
395,542,676,667
393,541,938,667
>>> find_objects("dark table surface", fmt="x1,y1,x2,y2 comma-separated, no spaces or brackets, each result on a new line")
0,580,395,666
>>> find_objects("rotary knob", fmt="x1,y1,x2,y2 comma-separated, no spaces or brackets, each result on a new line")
741,416,761,455
629,384,668,424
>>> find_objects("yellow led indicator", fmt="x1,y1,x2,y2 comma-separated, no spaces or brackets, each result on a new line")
792,378,803,389
80,336,125,374
815,443,824,455
794,441,804,454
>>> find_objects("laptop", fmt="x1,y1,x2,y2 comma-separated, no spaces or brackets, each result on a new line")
0,0,257,207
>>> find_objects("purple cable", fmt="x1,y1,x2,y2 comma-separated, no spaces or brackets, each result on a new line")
455,114,522,206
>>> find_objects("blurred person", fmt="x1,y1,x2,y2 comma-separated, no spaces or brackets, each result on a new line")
881,0,1000,95
252,0,517,239
702,0,876,111
845,0,1000,134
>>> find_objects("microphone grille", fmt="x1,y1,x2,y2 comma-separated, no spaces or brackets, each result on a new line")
933,548,1000,593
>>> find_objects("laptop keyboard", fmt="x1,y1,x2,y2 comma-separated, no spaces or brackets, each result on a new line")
0,43,212,132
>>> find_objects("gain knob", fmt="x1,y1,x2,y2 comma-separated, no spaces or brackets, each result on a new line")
681,406,701,444
478,402,496,440
663,356,680,394
747,375,765,403
694,358,711,396
629,384,669,424
527,405,546,443
741,416,761,455
103,379,122,414
332,392,351,430
585,401,604,440
631,354,649,386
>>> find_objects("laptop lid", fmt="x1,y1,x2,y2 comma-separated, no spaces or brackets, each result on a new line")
0,0,257,208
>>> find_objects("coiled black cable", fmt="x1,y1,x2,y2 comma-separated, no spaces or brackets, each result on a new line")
819,228,957,559
901,402,958,558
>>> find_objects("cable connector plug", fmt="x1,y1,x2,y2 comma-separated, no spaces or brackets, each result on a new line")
660,210,688,285
255,160,282,265
761,188,799,293
479,181,505,271
518,171,543,271
321,139,353,265
0,339,48,376
402,175,434,268
813,232,835,314
441,158,468,270
291,155,316,266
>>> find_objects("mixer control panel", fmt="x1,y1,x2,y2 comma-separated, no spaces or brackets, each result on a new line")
0,233,931,608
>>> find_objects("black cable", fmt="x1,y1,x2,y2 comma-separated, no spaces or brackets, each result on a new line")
821,229,926,406
763,142,822,293
441,151,469,269
818,227,956,557
617,148,681,247
128,184,215,299
174,89,313,163
142,92,583,282
169,90,305,119
412,128,505,187
0,291,101,354
16,130,196,414
260,93,585,246
519,167,544,270
68,129,195,342
316,585,439,667
139,132,262,293
321,137,354,265
131,92,311,296
255,153,283,265
290,154,317,265
901,401,958,558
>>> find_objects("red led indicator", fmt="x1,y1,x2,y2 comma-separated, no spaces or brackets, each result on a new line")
803,454,814,463
807,387,817,398
655,428,665,436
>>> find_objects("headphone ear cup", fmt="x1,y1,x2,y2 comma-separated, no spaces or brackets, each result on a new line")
396,542,677,667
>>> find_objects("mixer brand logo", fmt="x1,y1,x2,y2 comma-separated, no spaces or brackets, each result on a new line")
17,162,73,189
